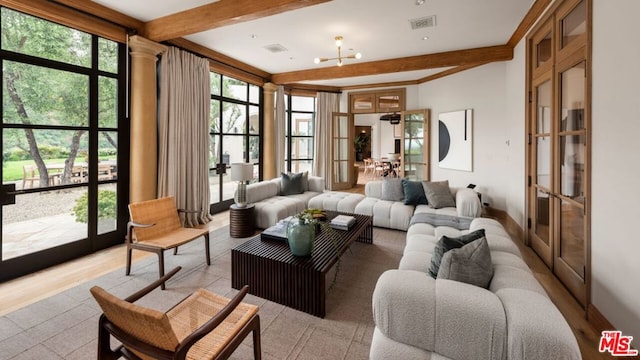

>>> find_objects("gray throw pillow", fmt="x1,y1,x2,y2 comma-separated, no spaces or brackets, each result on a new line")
428,229,486,278
422,180,456,209
402,179,427,205
381,178,404,201
281,172,303,195
288,171,308,192
437,237,493,289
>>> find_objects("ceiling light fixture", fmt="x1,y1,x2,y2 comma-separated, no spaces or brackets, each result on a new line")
415,0,425,5
313,36,361,67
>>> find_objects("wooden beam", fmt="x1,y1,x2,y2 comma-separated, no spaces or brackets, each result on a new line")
168,38,270,86
51,0,145,33
507,0,554,48
143,0,333,42
417,63,488,84
271,45,513,84
340,79,420,91
0,0,127,42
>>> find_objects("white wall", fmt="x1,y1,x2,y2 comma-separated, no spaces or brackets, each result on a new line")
591,0,640,347
417,62,511,210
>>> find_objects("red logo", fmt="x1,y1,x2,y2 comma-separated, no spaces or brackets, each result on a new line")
599,331,638,356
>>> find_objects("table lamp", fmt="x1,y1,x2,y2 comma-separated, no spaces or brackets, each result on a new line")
231,163,254,208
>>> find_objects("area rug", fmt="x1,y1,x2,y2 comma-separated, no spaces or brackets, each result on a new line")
0,225,406,360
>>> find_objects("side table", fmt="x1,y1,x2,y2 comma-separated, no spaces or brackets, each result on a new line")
229,204,255,238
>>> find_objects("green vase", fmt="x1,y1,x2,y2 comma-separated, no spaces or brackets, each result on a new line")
286,218,315,256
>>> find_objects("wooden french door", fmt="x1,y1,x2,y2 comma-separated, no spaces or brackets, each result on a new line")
329,112,352,190
400,109,430,180
527,0,590,308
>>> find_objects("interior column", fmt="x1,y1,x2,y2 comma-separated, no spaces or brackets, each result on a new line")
262,83,277,180
128,35,167,203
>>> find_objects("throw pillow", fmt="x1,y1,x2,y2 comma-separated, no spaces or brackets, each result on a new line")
402,179,427,205
437,237,493,289
280,172,303,195
428,229,486,279
380,178,404,202
288,171,309,192
422,180,456,209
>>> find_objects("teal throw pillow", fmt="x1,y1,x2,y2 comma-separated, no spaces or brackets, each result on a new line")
428,228,486,279
281,172,303,195
402,179,427,205
437,237,493,289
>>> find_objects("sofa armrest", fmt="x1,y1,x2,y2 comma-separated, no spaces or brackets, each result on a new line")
372,270,506,360
455,188,482,218
308,176,325,192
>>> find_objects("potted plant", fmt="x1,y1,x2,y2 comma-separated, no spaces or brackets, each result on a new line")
354,133,369,162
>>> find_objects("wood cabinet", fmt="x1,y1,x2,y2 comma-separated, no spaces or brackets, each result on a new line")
349,88,405,114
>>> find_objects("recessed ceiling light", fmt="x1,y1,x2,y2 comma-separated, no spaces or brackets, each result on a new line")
422,36,430,40
415,0,425,5
250,34,257,39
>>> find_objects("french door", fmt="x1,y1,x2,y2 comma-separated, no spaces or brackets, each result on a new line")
400,109,430,180
527,0,590,307
329,112,352,190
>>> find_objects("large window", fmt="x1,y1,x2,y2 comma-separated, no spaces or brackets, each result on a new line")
0,7,126,281
285,95,315,173
209,73,261,213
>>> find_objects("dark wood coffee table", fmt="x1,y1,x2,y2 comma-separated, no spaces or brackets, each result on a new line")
231,211,373,317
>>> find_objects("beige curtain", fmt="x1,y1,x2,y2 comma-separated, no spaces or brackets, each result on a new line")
158,47,212,227
275,85,286,175
313,92,339,185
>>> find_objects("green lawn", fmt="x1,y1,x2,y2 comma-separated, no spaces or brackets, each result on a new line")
3,157,116,182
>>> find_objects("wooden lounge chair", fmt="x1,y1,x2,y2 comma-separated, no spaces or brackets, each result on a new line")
127,196,210,289
90,267,261,360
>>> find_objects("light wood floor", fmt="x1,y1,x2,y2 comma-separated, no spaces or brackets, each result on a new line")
0,174,612,359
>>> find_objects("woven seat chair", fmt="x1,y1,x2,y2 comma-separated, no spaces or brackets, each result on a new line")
127,197,210,289
91,267,261,360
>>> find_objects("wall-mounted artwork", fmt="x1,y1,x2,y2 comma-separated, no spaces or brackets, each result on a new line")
438,109,473,171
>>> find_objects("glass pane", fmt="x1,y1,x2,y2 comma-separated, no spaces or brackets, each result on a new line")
536,80,552,133
535,190,551,245
352,95,373,111
3,129,89,188
223,135,245,164
338,139,348,160
560,134,586,202
378,95,400,112
562,1,586,48
2,188,88,260
249,135,259,163
290,160,312,174
98,37,118,74
209,169,220,204
99,76,118,128
98,131,117,181
222,76,247,101
292,96,314,112
1,8,91,67
222,102,246,134
97,184,117,235
561,62,585,131
209,134,220,169
210,72,221,96
292,113,313,136
333,161,348,183
249,84,260,104
291,137,313,159
3,61,89,126
536,32,552,67
334,116,348,137
536,136,551,188
249,105,259,134
560,199,585,278
210,100,220,133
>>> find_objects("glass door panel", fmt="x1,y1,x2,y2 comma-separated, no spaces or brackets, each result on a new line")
561,0,586,48
402,110,429,180
330,113,351,190
559,198,585,278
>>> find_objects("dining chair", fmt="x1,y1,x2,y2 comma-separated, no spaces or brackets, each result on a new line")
363,158,375,178
91,266,262,360
127,196,211,289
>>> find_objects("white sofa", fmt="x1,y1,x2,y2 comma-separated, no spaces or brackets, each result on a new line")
245,175,324,229
370,217,581,360
353,180,482,231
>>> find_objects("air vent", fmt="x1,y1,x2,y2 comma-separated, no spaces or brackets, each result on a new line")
263,44,288,53
409,15,436,30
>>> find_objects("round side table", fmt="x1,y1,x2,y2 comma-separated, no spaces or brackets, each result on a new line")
229,204,255,238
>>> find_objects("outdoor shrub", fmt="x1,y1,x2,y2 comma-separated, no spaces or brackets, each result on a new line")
73,190,117,223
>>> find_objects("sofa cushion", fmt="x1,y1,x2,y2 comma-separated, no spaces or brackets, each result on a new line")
380,178,404,201
402,179,427,205
437,237,493,289
428,228,486,278
422,180,456,209
280,172,303,195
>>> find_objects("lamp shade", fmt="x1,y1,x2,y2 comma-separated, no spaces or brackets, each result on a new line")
230,163,253,182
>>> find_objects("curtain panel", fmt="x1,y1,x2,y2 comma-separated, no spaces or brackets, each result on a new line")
313,92,339,186
158,47,212,227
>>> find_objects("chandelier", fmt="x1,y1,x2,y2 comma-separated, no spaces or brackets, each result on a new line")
313,36,362,67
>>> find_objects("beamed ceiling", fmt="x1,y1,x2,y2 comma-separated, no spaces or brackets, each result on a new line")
39,0,552,90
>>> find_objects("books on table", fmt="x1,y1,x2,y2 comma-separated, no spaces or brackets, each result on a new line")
330,215,356,230
261,216,293,241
